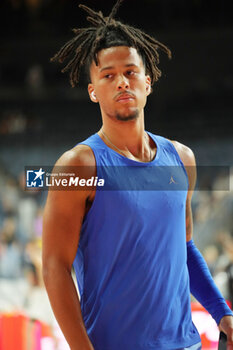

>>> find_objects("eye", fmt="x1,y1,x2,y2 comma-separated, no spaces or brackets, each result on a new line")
126,70,136,76
104,74,113,79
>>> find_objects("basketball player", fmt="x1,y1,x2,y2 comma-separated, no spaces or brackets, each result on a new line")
42,1,233,349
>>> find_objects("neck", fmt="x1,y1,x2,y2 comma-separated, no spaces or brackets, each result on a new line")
99,112,154,162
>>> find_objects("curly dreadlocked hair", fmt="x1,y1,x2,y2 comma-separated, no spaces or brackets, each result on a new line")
50,0,172,88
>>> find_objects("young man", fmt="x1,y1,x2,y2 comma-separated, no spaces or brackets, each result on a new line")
42,1,233,349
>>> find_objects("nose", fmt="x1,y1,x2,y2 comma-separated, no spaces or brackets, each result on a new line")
116,75,129,91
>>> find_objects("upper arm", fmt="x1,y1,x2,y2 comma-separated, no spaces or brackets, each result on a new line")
171,141,197,242
42,145,96,273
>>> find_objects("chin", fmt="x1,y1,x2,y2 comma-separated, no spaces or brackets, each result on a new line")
115,109,139,122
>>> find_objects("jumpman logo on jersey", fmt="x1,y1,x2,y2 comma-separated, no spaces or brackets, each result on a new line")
169,176,177,185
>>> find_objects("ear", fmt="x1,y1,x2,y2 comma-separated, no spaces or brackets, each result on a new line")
88,83,99,103
145,75,151,96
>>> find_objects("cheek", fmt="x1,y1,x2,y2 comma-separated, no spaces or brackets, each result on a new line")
135,81,147,98
95,86,113,110
96,80,111,96
97,86,111,101
133,75,147,89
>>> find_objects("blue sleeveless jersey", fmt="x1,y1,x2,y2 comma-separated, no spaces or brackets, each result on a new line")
73,132,201,350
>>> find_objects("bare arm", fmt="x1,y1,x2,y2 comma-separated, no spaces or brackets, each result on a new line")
171,141,196,242
42,145,95,350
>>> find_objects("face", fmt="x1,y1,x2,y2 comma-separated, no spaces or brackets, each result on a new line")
88,46,151,122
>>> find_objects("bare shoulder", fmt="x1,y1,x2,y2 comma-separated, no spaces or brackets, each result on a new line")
170,140,196,167
50,144,96,191
56,144,96,167
170,140,196,191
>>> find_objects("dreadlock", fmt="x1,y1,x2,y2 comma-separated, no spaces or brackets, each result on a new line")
50,0,172,87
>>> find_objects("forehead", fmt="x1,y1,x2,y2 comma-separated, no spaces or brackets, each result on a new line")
90,46,144,75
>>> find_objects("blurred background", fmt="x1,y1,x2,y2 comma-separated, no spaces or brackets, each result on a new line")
0,0,233,349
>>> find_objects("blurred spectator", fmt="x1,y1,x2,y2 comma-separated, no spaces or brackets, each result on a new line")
24,238,43,286
202,245,219,276
18,171,44,243
25,64,44,95
23,261,54,325
0,216,22,278
192,191,212,223
204,231,233,304
0,110,43,135
0,110,27,135
18,196,38,243
0,176,20,215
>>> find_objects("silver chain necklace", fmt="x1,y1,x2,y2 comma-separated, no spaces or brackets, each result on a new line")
100,129,152,162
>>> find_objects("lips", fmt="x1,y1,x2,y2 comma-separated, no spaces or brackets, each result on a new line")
115,93,135,102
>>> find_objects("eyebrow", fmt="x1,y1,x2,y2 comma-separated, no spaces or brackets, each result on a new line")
99,64,139,73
